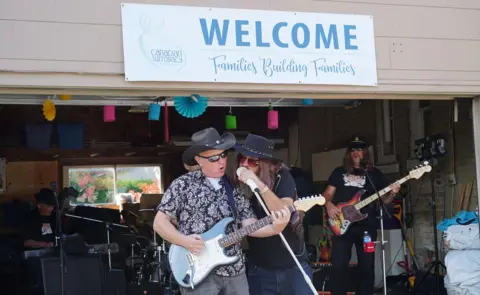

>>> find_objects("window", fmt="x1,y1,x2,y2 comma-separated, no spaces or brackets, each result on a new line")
64,164,162,206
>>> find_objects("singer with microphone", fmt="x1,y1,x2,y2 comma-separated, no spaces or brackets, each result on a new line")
154,128,291,295
232,134,312,295
323,136,400,295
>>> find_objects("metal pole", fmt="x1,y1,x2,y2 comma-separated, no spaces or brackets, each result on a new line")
470,97,480,239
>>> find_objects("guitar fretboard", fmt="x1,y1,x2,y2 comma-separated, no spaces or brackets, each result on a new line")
218,204,296,248
354,176,410,210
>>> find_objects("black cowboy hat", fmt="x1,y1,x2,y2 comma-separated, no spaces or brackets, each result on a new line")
234,134,279,160
182,127,236,166
34,188,56,206
347,135,368,150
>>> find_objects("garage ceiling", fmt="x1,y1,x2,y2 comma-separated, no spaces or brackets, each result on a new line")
0,94,358,108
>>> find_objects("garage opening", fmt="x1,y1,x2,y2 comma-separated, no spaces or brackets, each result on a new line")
0,95,477,294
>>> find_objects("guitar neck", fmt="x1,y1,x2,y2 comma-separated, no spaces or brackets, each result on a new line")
354,176,410,210
218,204,296,248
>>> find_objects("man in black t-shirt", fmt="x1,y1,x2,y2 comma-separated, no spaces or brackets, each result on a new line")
234,134,312,295
323,136,400,295
22,188,57,249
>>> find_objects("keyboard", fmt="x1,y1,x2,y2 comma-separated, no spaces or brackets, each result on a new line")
23,248,56,259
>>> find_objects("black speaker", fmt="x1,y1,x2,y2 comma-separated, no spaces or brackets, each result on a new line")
312,263,358,292
26,255,104,295
103,269,126,295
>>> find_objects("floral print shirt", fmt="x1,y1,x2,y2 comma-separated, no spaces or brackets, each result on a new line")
157,170,255,276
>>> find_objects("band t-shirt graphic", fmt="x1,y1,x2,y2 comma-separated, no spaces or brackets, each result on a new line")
328,166,387,228
342,173,366,188
41,223,53,236
22,209,56,246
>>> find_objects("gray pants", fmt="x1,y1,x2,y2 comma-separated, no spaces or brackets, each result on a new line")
180,272,249,295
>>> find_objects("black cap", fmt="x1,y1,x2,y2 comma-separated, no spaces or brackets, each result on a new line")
34,188,56,206
347,135,367,150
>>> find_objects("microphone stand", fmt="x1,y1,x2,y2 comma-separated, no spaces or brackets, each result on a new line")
250,187,317,295
52,182,66,295
364,168,390,295
65,213,128,270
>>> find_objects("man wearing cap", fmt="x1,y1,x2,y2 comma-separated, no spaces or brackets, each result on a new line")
22,188,57,249
153,127,291,295
323,136,400,295
233,134,312,295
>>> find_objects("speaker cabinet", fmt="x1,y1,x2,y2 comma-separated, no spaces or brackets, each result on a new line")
26,255,104,295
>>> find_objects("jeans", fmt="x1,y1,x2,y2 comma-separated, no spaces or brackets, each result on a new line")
331,226,377,295
247,260,313,295
179,273,249,295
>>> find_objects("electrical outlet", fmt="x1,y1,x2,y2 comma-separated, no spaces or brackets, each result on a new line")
448,173,457,185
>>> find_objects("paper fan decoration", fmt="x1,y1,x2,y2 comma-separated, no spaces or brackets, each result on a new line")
173,94,208,118
303,99,313,105
42,99,56,121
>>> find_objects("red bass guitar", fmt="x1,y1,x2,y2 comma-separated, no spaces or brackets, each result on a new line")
328,163,431,236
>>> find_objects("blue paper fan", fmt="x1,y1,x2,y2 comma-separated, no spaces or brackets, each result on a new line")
173,94,208,118
303,99,313,105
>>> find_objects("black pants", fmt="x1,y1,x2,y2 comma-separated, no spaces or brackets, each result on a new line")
331,225,377,295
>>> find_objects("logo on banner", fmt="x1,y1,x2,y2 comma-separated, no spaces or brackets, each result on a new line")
138,16,187,72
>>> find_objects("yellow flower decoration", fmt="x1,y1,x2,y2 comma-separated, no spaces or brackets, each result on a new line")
42,99,56,121
59,94,71,101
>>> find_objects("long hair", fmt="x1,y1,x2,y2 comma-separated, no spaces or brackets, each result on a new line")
343,147,373,174
225,150,284,198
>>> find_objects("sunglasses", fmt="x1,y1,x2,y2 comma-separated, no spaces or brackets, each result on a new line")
197,152,227,163
238,155,259,168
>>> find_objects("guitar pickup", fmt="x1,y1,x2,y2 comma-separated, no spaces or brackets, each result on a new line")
186,253,194,263
182,274,191,285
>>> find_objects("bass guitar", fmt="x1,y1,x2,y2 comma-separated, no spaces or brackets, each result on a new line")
168,195,325,289
328,163,431,236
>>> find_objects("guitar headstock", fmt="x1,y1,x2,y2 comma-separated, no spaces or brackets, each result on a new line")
409,161,432,179
294,194,325,212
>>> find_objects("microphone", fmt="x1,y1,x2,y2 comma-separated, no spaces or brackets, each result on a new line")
236,167,260,193
360,158,370,170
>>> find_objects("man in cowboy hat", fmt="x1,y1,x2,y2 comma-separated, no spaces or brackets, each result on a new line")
323,135,400,295
153,127,291,295
233,134,313,295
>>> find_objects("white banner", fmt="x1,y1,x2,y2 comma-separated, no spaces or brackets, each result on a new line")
121,3,378,86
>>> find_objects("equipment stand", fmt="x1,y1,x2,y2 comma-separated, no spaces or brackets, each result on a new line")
52,182,66,295
412,166,446,294
365,170,390,295
65,214,128,270
150,231,163,283
105,222,113,270
251,189,317,295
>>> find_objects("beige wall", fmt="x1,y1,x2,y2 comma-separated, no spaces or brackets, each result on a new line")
1,0,479,98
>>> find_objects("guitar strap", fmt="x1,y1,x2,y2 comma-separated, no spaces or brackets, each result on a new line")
222,176,238,220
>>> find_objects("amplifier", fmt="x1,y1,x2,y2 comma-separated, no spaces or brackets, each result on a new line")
312,262,358,293
25,254,104,295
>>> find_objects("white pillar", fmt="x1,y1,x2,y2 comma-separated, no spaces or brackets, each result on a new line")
471,97,480,217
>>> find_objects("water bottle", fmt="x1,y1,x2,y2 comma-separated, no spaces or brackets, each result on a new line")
363,231,373,253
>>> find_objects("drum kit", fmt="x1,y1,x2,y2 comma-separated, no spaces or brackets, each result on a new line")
119,208,180,294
